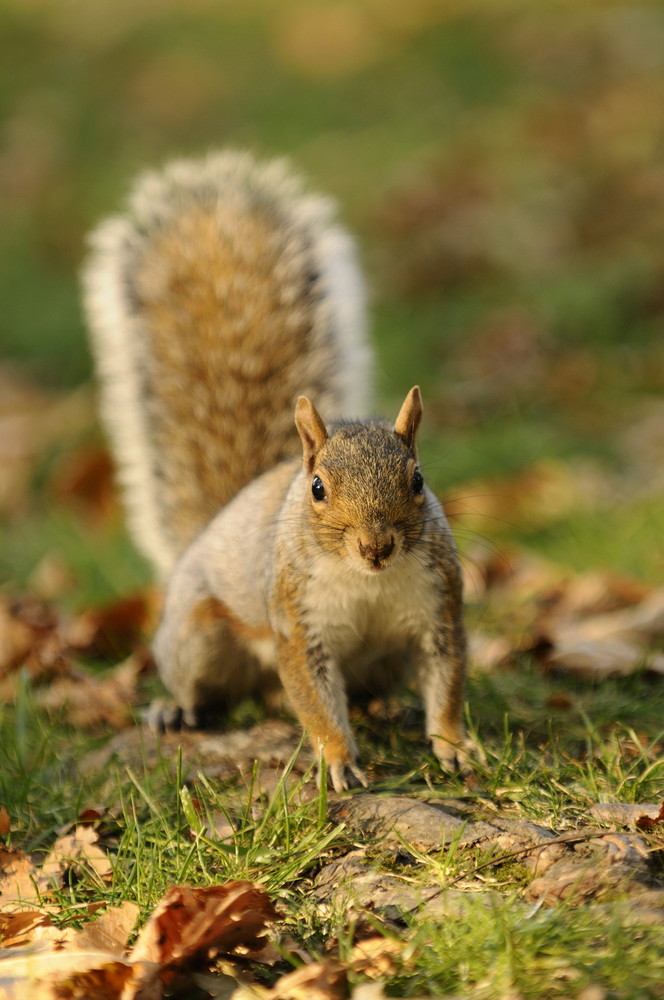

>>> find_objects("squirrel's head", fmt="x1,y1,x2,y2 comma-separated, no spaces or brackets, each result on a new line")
294,387,428,575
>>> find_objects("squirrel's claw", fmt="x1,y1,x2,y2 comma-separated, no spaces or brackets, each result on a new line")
144,699,203,733
432,735,473,777
327,760,369,793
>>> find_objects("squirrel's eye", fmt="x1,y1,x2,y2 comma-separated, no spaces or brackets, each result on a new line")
412,469,424,495
311,475,327,501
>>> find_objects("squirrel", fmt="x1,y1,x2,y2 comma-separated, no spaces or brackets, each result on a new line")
82,150,468,792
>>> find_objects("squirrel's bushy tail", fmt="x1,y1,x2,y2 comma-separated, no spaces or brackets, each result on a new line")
82,151,371,577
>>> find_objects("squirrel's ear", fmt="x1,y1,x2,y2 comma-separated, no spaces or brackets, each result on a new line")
295,396,328,472
394,385,422,452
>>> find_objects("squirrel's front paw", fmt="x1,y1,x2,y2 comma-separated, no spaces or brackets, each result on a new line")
432,735,471,775
145,699,203,733
325,760,369,793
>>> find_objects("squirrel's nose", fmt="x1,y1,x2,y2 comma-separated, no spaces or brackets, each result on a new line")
358,537,394,565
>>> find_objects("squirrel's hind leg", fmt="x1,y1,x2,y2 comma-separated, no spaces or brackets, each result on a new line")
150,589,272,733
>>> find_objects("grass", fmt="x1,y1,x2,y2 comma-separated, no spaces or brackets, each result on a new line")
2,676,664,997
519,497,664,584
396,901,664,999
0,692,344,923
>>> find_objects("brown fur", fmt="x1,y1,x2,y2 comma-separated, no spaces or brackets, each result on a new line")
272,569,358,769
303,415,426,566
133,200,338,554
190,595,272,642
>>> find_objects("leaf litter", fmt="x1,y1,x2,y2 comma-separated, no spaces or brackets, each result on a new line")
463,544,664,681
0,592,155,730
0,877,281,1000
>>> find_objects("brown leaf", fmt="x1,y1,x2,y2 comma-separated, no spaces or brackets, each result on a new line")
0,596,73,700
558,589,664,646
556,570,651,618
0,949,140,1000
0,596,61,679
0,884,277,1000
41,826,112,885
35,649,149,731
348,936,403,980
66,593,154,659
0,908,52,947
0,907,147,998
0,601,35,677
265,959,347,1000
51,960,140,1000
0,805,10,836
536,585,664,678
0,846,54,910
73,902,140,957
76,806,107,827
635,801,664,833
50,443,116,524
129,881,280,970
543,634,664,679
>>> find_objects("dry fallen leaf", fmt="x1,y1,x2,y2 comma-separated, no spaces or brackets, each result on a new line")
0,883,279,1000
459,546,664,684
543,634,664,678
129,881,280,970
66,593,154,659
72,901,140,957
534,587,664,679
0,602,35,678
0,847,54,910
0,807,10,837
550,570,651,618
41,825,112,885
75,806,107,827
635,801,664,833
264,959,347,1000
0,588,156,729
0,908,52,947
0,596,76,709
553,590,664,646
0,902,158,1000
348,936,403,980
50,443,116,525
35,649,151,731
0,949,139,1000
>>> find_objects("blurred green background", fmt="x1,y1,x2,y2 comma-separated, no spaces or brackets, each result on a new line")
2,0,664,596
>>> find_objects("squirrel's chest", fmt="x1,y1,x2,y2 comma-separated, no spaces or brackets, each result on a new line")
303,554,438,657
